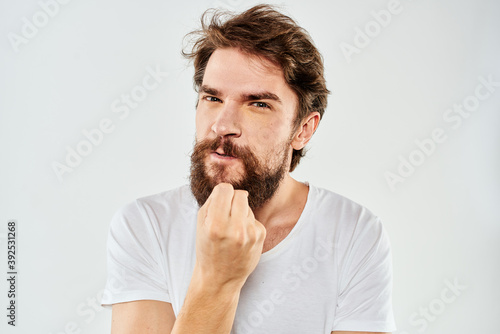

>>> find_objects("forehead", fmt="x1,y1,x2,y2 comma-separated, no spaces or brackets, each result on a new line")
201,47,297,105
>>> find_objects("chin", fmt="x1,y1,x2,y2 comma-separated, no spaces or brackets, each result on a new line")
212,173,245,186
207,165,245,185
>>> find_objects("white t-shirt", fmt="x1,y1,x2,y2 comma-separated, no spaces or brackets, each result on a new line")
101,184,396,333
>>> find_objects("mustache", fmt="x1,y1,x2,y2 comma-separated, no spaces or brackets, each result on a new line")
190,136,288,210
203,137,252,160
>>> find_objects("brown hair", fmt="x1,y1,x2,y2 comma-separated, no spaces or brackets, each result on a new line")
183,4,330,172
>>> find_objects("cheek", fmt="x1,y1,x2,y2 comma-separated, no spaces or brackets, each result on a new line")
249,121,272,144
195,109,210,138
251,121,290,152
260,120,289,142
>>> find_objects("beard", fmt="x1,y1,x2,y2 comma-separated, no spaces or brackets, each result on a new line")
189,136,290,211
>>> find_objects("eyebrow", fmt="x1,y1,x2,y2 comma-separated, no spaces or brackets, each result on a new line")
199,85,219,96
199,85,282,104
243,92,282,104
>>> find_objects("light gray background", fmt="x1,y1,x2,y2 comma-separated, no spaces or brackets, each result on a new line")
1,0,499,333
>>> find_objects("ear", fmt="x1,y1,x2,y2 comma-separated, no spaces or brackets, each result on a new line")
291,112,321,150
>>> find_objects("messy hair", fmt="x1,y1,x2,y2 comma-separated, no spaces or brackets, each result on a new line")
183,4,329,171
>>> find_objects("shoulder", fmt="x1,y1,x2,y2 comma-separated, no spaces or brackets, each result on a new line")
309,184,378,223
310,184,365,212
307,184,387,245
117,184,196,213
110,184,198,230
135,184,195,205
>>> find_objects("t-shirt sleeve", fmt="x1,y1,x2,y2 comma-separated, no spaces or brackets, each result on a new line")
332,209,396,332
101,200,170,308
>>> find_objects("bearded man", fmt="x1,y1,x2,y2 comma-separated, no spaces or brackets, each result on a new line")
102,4,396,334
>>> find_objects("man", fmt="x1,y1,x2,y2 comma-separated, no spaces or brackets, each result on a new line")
102,4,396,333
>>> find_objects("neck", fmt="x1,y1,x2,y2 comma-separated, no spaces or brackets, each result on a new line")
252,174,309,228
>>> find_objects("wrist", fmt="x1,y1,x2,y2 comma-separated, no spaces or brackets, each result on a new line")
173,265,242,334
190,263,245,297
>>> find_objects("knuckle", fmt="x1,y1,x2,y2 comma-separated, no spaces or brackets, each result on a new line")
233,230,246,247
246,224,260,242
216,182,234,192
234,189,247,197
257,223,267,239
207,225,224,240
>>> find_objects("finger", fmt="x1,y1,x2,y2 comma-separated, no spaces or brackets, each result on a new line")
247,202,255,220
254,219,267,243
207,183,234,219
197,196,211,225
230,190,250,219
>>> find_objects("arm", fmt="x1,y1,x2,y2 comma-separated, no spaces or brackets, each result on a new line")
111,301,175,334
111,272,242,334
331,212,395,332
111,184,265,333
171,183,265,333
170,266,242,333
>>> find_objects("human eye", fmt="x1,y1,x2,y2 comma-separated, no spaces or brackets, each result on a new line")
203,96,222,103
251,101,270,109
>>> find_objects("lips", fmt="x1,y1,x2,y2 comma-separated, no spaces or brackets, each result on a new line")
214,148,236,158
207,138,241,160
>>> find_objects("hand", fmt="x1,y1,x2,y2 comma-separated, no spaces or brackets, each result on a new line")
194,183,266,290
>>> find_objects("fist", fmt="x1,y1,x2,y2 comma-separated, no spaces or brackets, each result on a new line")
195,183,266,289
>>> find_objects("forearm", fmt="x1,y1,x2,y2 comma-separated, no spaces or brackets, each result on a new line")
171,184,264,333
171,268,242,334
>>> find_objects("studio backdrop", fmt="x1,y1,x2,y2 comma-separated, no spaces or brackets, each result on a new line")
1,0,499,333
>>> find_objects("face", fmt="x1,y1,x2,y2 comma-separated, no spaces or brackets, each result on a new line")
190,47,299,209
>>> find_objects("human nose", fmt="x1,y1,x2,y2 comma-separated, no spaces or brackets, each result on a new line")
211,101,242,138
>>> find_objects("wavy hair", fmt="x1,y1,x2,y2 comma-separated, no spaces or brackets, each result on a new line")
183,4,330,171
